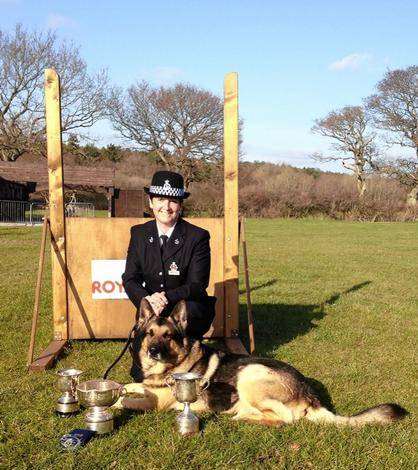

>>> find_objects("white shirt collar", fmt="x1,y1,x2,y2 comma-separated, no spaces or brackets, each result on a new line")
156,222,176,241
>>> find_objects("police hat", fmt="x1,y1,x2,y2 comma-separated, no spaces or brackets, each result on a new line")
144,171,190,199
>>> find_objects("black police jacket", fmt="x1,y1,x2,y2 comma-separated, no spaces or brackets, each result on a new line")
122,218,210,309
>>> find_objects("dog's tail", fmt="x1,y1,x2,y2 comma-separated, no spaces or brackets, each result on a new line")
305,403,408,427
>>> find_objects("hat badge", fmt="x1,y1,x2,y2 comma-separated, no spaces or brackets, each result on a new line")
163,179,172,190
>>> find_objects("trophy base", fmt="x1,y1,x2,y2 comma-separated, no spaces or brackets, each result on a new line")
56,401,79,415
84,406,115,434
176,413,199,436
85,418,114,434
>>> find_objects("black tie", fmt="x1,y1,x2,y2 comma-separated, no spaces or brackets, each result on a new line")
160,235,168,254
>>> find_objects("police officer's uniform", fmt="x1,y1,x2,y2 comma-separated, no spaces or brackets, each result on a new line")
122,217,216,337
122,170,216,340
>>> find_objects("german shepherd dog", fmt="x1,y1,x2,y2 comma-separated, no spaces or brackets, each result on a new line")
114,299,408,427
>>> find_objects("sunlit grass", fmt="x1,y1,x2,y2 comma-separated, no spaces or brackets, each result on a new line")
0,219,417,469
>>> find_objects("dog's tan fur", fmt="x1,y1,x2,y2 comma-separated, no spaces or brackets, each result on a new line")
114,300,408,427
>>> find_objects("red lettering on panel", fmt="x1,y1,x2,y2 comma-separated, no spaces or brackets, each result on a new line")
115,281,125,293
102,281,115,293
92,281,102,293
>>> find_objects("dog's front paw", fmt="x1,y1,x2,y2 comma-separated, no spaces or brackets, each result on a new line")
115,383,157,411
112,383,147,410
121,383,147,395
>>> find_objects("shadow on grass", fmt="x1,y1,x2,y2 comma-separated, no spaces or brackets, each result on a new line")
238,281,371,412
114,409,140,428
305,377,336,412
239,279,278,295
241,281,371,355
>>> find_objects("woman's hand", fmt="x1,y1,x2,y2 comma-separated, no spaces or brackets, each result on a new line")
145,292,168,316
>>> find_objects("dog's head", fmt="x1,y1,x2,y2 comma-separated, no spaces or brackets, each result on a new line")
136,298,190,364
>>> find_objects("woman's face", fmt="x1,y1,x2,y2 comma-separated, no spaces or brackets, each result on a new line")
149,196,182,227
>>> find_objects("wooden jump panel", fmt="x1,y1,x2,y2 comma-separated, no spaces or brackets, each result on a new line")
31,70,244,372
66,217,224,339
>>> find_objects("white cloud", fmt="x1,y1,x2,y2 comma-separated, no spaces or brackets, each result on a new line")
242,142,349,172
136,66,184,86
46,13,76,30
245,144,316,166
149,66,183,85
328,53,372,71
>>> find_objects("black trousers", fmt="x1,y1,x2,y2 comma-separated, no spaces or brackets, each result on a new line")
184,296,216,338
129,296,216,381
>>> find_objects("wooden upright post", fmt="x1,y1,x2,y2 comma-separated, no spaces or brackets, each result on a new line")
45,69,68,342
29,70,68,371
223,72,239,338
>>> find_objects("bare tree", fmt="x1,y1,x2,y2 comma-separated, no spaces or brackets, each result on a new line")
375,157,418,207
0,24,108,162
311,106,377,197
107,81,224,185
366,65,418,205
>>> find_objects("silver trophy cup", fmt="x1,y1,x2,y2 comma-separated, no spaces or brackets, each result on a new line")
77,379,122,434
170,372,206,436
56,368,83,415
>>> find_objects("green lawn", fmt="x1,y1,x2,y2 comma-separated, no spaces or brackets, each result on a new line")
0,219,417,469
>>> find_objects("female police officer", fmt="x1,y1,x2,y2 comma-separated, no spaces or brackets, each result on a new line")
122,170,216,342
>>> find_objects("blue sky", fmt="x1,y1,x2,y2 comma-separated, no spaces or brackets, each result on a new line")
2,0,417,171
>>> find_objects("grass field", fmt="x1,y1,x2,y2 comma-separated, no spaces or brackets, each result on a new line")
0,219,417,469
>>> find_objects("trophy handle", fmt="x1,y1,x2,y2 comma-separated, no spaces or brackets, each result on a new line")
70,377,78,397
197,379,210,395
165,377,175,392
119,385,128,397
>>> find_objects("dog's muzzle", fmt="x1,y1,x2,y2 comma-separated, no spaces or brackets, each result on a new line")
148,346,162,361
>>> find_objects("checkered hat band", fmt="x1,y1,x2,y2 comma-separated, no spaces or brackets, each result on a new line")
149,185,185,197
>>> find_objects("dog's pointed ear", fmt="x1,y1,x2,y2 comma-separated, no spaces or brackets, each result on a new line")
170,300,188,331
136,298,155,327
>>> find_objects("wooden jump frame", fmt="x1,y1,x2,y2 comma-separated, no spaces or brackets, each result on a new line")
28,69,254,371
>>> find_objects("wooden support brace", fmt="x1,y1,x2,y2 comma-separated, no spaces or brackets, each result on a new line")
29,340,68,372
27,217,49,368
27,217,69,372
225,338,249,356
240,217,255,354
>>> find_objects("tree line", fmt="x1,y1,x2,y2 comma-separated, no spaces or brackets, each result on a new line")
0,24,417,207
0,25,224,186
75,155,416,222
312,66,417,206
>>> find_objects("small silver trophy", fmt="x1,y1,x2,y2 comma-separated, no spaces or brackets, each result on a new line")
56,368,83,416
76,379,122,434
170,372,206,436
